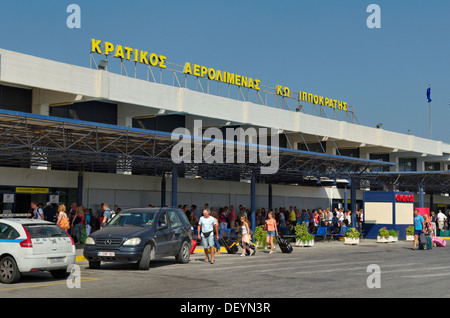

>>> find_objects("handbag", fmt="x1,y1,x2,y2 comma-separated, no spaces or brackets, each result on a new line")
59,214,70,230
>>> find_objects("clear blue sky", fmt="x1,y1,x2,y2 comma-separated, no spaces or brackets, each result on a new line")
1,0,449,143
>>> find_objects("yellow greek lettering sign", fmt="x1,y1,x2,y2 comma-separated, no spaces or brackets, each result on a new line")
91,39,167,69
90,38,351,111
183,62,261,91
16,187,49,194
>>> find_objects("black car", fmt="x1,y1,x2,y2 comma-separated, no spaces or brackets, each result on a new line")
83,207,192,270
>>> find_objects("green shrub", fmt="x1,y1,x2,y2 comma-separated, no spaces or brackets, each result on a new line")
378,227,390,238
253,225,267,247
388,229,399,237
346,227,360,239
295,224,314,243
406,226,414,236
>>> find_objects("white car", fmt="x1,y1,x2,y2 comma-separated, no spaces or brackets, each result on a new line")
0,218,76,284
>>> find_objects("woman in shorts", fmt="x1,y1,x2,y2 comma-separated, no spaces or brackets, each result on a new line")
240,215,254,257
265,211,278,254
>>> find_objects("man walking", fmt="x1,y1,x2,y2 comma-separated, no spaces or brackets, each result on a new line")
197,209,219,264
413,209,426,250
31,201,44,220
436,209,447,236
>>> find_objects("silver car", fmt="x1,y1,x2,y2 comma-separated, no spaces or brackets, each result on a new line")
0,219,76,284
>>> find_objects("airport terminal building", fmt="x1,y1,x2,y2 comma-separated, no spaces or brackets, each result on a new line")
0,43,448,217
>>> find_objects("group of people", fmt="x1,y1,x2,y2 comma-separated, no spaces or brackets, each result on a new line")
185,203,362,264
413,209,449,250
30,201,119,245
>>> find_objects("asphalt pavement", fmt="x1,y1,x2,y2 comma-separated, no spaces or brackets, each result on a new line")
3,237,450,302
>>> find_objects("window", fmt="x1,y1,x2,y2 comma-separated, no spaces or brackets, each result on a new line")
425,162,441,171
50,101,118,125
370,153,390,172
399,158,417,172
0,223,20,240
168,211,182,228
157,212,169,228
0,85,32,113
339,148,360,158
23,225,67,238
297,142,326,153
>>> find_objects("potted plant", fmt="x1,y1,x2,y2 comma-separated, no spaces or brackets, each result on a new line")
406,226,414,241
388,229,399,242
295,224,314,247
253,225,267,249
344,227,360,245
377,227,390,243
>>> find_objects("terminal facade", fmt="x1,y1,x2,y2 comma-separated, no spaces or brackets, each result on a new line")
0,47,448,216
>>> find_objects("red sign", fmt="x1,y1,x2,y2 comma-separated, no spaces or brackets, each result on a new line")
415,208,429,218
395,194,414,202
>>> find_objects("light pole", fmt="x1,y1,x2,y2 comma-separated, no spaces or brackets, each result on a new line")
427,84,432,138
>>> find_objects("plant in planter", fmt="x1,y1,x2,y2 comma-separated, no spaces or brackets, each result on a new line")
406,226,414,241
344,227,360,245
295,224,314,247
388,229,399,242
253,225,267,249
377,227,390,243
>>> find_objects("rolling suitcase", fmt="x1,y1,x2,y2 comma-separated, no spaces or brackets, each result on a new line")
419,234,432,250
190,239,197,255
432,236,447,247
277,235,293,253
239,240,257,256
220,237,239,254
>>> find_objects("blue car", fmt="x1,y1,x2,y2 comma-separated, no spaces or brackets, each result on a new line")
83,208,192,270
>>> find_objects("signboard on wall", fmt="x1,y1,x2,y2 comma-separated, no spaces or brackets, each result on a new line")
363,191,414,240
15,187,49,194
3,194,14,203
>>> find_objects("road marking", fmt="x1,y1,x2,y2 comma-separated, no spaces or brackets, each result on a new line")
0,277,101,291
402,272,450,278
200,258,345,271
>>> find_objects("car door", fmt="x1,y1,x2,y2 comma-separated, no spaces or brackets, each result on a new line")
167,210,184,253
154,212,173,257
0,223,21,258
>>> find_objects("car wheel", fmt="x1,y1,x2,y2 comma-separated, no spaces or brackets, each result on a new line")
88,261,101,269
138,244,152,270
175,240,190,264
0,256,21,284
50,269,70,279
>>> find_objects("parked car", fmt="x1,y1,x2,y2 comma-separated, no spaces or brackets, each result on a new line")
0,218,76,284
83,207,192,270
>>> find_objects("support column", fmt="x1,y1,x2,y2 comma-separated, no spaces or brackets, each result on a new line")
77,171,83,206
161,173,166,207
344,186,348,211
251,171,256,233
268,182,273,212
419,186,424,208
350,179,357,228
172,166,178,208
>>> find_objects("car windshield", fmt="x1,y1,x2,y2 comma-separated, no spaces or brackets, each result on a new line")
24,224,68,238
107,212,156,227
